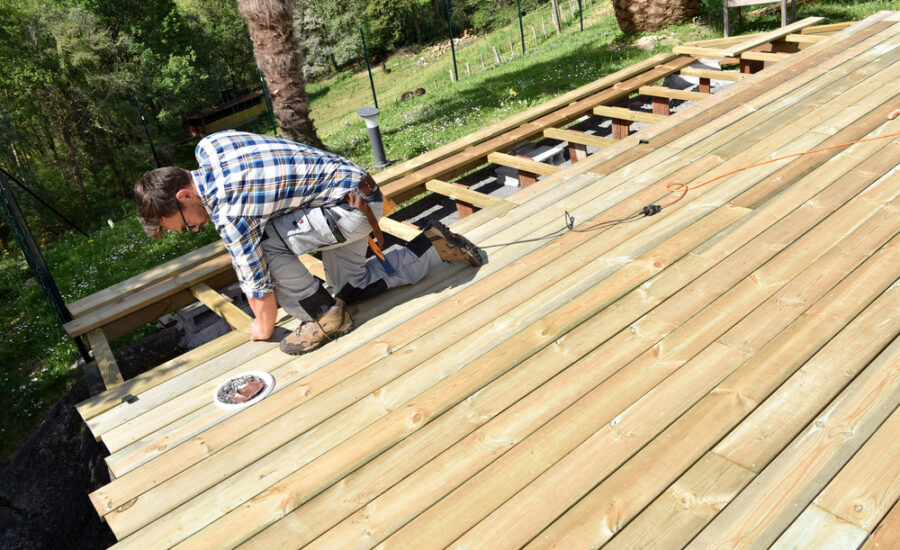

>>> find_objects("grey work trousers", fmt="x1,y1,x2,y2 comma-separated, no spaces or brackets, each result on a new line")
260,189,441,321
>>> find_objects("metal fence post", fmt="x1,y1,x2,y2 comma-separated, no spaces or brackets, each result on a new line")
360,27,379,109
257,68,279,136
445,0,459,81
134,97,161,168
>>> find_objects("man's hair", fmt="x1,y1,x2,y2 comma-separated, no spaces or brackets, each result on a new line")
134,167,192,239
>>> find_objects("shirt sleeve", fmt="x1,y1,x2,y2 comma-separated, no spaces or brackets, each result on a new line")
218,217,273,298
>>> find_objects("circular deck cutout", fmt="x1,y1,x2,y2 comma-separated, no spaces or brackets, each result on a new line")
213,371,275,410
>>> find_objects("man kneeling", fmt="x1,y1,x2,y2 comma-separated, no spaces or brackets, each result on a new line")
135,130,483,355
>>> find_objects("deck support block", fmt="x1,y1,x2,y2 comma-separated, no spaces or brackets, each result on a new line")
568,142,588,162
651,97,671,116
612,118,630,140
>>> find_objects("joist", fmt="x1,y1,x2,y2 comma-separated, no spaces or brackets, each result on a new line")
85,329,124,389
638,85,711,102
741,50,793,62
719,17,826,57
188,283,251,331
542,127,616,148
680,67,750,82
784,33,825,44
593,105,666,124
487,152,561,177
378,216,422,242
425,179,509,209
370,53,680,187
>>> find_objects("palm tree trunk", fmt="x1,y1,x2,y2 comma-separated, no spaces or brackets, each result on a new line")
236,0,326,150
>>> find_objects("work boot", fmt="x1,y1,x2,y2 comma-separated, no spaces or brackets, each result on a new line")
423,221,484,267
279,301,353,355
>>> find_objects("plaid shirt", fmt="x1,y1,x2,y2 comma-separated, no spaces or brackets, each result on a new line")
190,131,367,298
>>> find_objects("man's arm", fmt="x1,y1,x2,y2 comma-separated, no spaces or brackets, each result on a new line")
248,292,277,341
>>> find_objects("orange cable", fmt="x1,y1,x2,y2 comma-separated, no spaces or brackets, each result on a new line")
658,131,900,209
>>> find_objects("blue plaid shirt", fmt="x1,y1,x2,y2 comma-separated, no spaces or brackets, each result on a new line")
190,131,367,298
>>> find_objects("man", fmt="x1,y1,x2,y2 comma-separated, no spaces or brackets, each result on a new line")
135,130,483,355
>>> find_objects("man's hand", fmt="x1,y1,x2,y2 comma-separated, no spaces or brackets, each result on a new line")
248,292,277,341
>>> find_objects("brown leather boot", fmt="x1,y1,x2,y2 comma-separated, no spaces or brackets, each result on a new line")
279,301,353,355
423,221,483,267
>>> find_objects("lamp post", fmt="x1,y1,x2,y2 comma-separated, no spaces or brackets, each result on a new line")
357,107,388,169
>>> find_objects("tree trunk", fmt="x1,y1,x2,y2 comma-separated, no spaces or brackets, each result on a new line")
236,0,326,150
612,0,700,34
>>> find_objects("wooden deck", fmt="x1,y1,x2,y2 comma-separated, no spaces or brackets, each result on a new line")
79,12,899,549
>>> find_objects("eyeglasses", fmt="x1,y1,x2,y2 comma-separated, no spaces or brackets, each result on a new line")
175,200,200,232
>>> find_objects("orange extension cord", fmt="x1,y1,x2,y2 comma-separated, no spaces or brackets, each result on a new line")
658,108,900,209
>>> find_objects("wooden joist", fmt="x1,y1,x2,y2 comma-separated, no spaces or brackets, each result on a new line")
543,127,615,161
189,283,251,331
679,67,750,82
593,105,667,124
85,329,124,389
425,179,511,218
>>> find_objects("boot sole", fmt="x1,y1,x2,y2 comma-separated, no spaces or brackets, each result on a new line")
427,221,484,267
280,324,353,356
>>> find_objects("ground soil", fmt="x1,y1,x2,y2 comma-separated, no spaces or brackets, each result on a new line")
0,327,183,549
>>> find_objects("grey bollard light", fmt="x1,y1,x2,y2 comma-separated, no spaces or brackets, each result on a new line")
357,106,389,169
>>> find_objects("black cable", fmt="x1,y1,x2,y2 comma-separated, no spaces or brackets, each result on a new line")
479,204,662,248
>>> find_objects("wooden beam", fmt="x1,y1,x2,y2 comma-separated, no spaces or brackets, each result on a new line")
542,127,616,148
425,179,508,208
593,105,666,124
784,33,825,44
801,22,854,34
680,67,750,82
188,283,251,331
379,217,422,242
487,152,561,177
741,50,792,62
718,17,825,57
638,85,711,102
86,329,124,389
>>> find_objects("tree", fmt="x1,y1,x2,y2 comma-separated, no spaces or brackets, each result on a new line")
236,0,325,149
612,0,700,34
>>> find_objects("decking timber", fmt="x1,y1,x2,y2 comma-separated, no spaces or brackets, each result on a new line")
79,12,900,548
243,96,900,550
376,151,900,550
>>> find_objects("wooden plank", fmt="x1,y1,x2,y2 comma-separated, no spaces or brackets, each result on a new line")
784,33,825,45
638,85,711,102
63,252,235,338
298,254,325,280
593,105,666,124
542,127,616,148
424,179,509,208
771,505,868,550
449,182,900,550
67,240,226,318
690,336,900,549
487,152,562,176
680,67,750,82
719,17,826,57
86,329,125,389
672,45,735,58
861,500,900,550
189,283,251,331
379,217,421,242
123,201,748,548
801,22,855,34
370,53,679,187
532,211,900,550
741,50,792,62
773,405,900,548
810,405,900,531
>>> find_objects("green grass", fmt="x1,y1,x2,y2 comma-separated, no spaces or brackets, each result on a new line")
1,0,897,465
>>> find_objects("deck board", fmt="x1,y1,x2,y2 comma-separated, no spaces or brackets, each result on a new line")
78,13,900,549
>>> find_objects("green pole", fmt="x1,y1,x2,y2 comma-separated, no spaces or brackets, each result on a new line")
579,0,584,31
517,0,526,53
0,172,91,362
359,27,379,109
445,0,459,81
257,68,279,136
134,97,161,168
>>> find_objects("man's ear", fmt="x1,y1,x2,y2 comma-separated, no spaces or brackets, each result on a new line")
174,187,195,201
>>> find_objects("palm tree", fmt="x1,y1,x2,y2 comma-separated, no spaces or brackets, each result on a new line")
612,0,700,34
236,0,326,149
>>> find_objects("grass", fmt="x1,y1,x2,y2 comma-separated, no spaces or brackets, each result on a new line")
1,0,897,465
